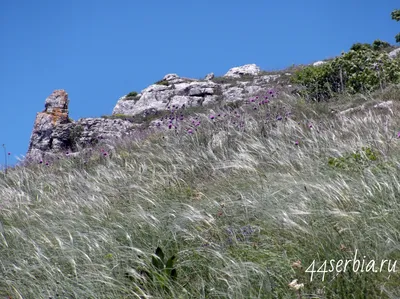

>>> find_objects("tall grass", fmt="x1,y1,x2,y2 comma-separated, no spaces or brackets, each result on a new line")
0,90,400,298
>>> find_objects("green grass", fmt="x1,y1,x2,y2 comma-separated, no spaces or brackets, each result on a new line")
1,86,400,298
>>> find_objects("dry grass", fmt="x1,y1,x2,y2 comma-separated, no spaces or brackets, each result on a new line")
1,87,400,298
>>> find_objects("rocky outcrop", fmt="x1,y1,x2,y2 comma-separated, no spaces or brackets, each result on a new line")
27,90,71,161
204,72,214,80
26,64,286,162
223,64,261,78
113,64,282,118
313,61,326,66
388,48,400,59
26,90,135,162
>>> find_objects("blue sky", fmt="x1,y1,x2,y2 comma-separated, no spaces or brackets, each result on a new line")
0,0,399,168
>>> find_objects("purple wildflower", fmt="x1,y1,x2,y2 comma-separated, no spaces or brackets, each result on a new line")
295,141,299,145
276,116,283,121
39,160,43,164
210,115,215,120
188,129,193,134
397,131,400,138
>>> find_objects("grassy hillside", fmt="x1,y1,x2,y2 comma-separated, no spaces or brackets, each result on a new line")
1,74,400,297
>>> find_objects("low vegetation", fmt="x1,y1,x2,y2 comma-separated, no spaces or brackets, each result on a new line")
1,79,400,297
291,41,400,101
126,91,138,97
154,79,170,86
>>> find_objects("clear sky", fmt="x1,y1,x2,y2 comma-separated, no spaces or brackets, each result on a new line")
0,0,399,168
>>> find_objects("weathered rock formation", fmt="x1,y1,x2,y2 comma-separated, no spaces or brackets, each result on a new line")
27,90,71,161
25,63,294,162
113,64,284,118
312,60,326,66
26,90,136,162
389,48,400,59
24,49,400,162
224,64,261,78
204,72,214,80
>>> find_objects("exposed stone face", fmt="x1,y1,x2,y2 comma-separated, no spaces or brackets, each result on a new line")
25,90,136,163
112,64,282,118
27,90,71,160
313,61,326,66
113,79,224,116
388,48,400,59
205,72,214,80
26,64,286,163
223,64,261,78
163,73,179,81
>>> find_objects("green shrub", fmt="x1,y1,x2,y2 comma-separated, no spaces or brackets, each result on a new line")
350,42,372,52
126,91,138,97
328,147,380,172
123,92,140,102
372,39,392,51
154,79,169,86
291,47,400,101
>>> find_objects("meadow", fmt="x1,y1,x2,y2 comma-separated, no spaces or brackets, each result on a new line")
1,82,400,298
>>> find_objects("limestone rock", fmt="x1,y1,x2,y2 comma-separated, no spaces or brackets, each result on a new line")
26,90,70,160
25,90,135,163
373,101,393,114
205,72,214,80
388,48,400,59
163,73,179,81
313,61,326,66
223,64,261,78
26,62,295,164
113,80,221,117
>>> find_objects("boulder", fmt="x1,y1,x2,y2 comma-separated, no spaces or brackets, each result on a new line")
205,72,214,80
113,80,220,117
224,64,261,78
388,48,400,59
163,73,179,81
313,61,326,66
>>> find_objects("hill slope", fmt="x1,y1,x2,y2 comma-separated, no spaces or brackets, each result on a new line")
1,48,400,298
